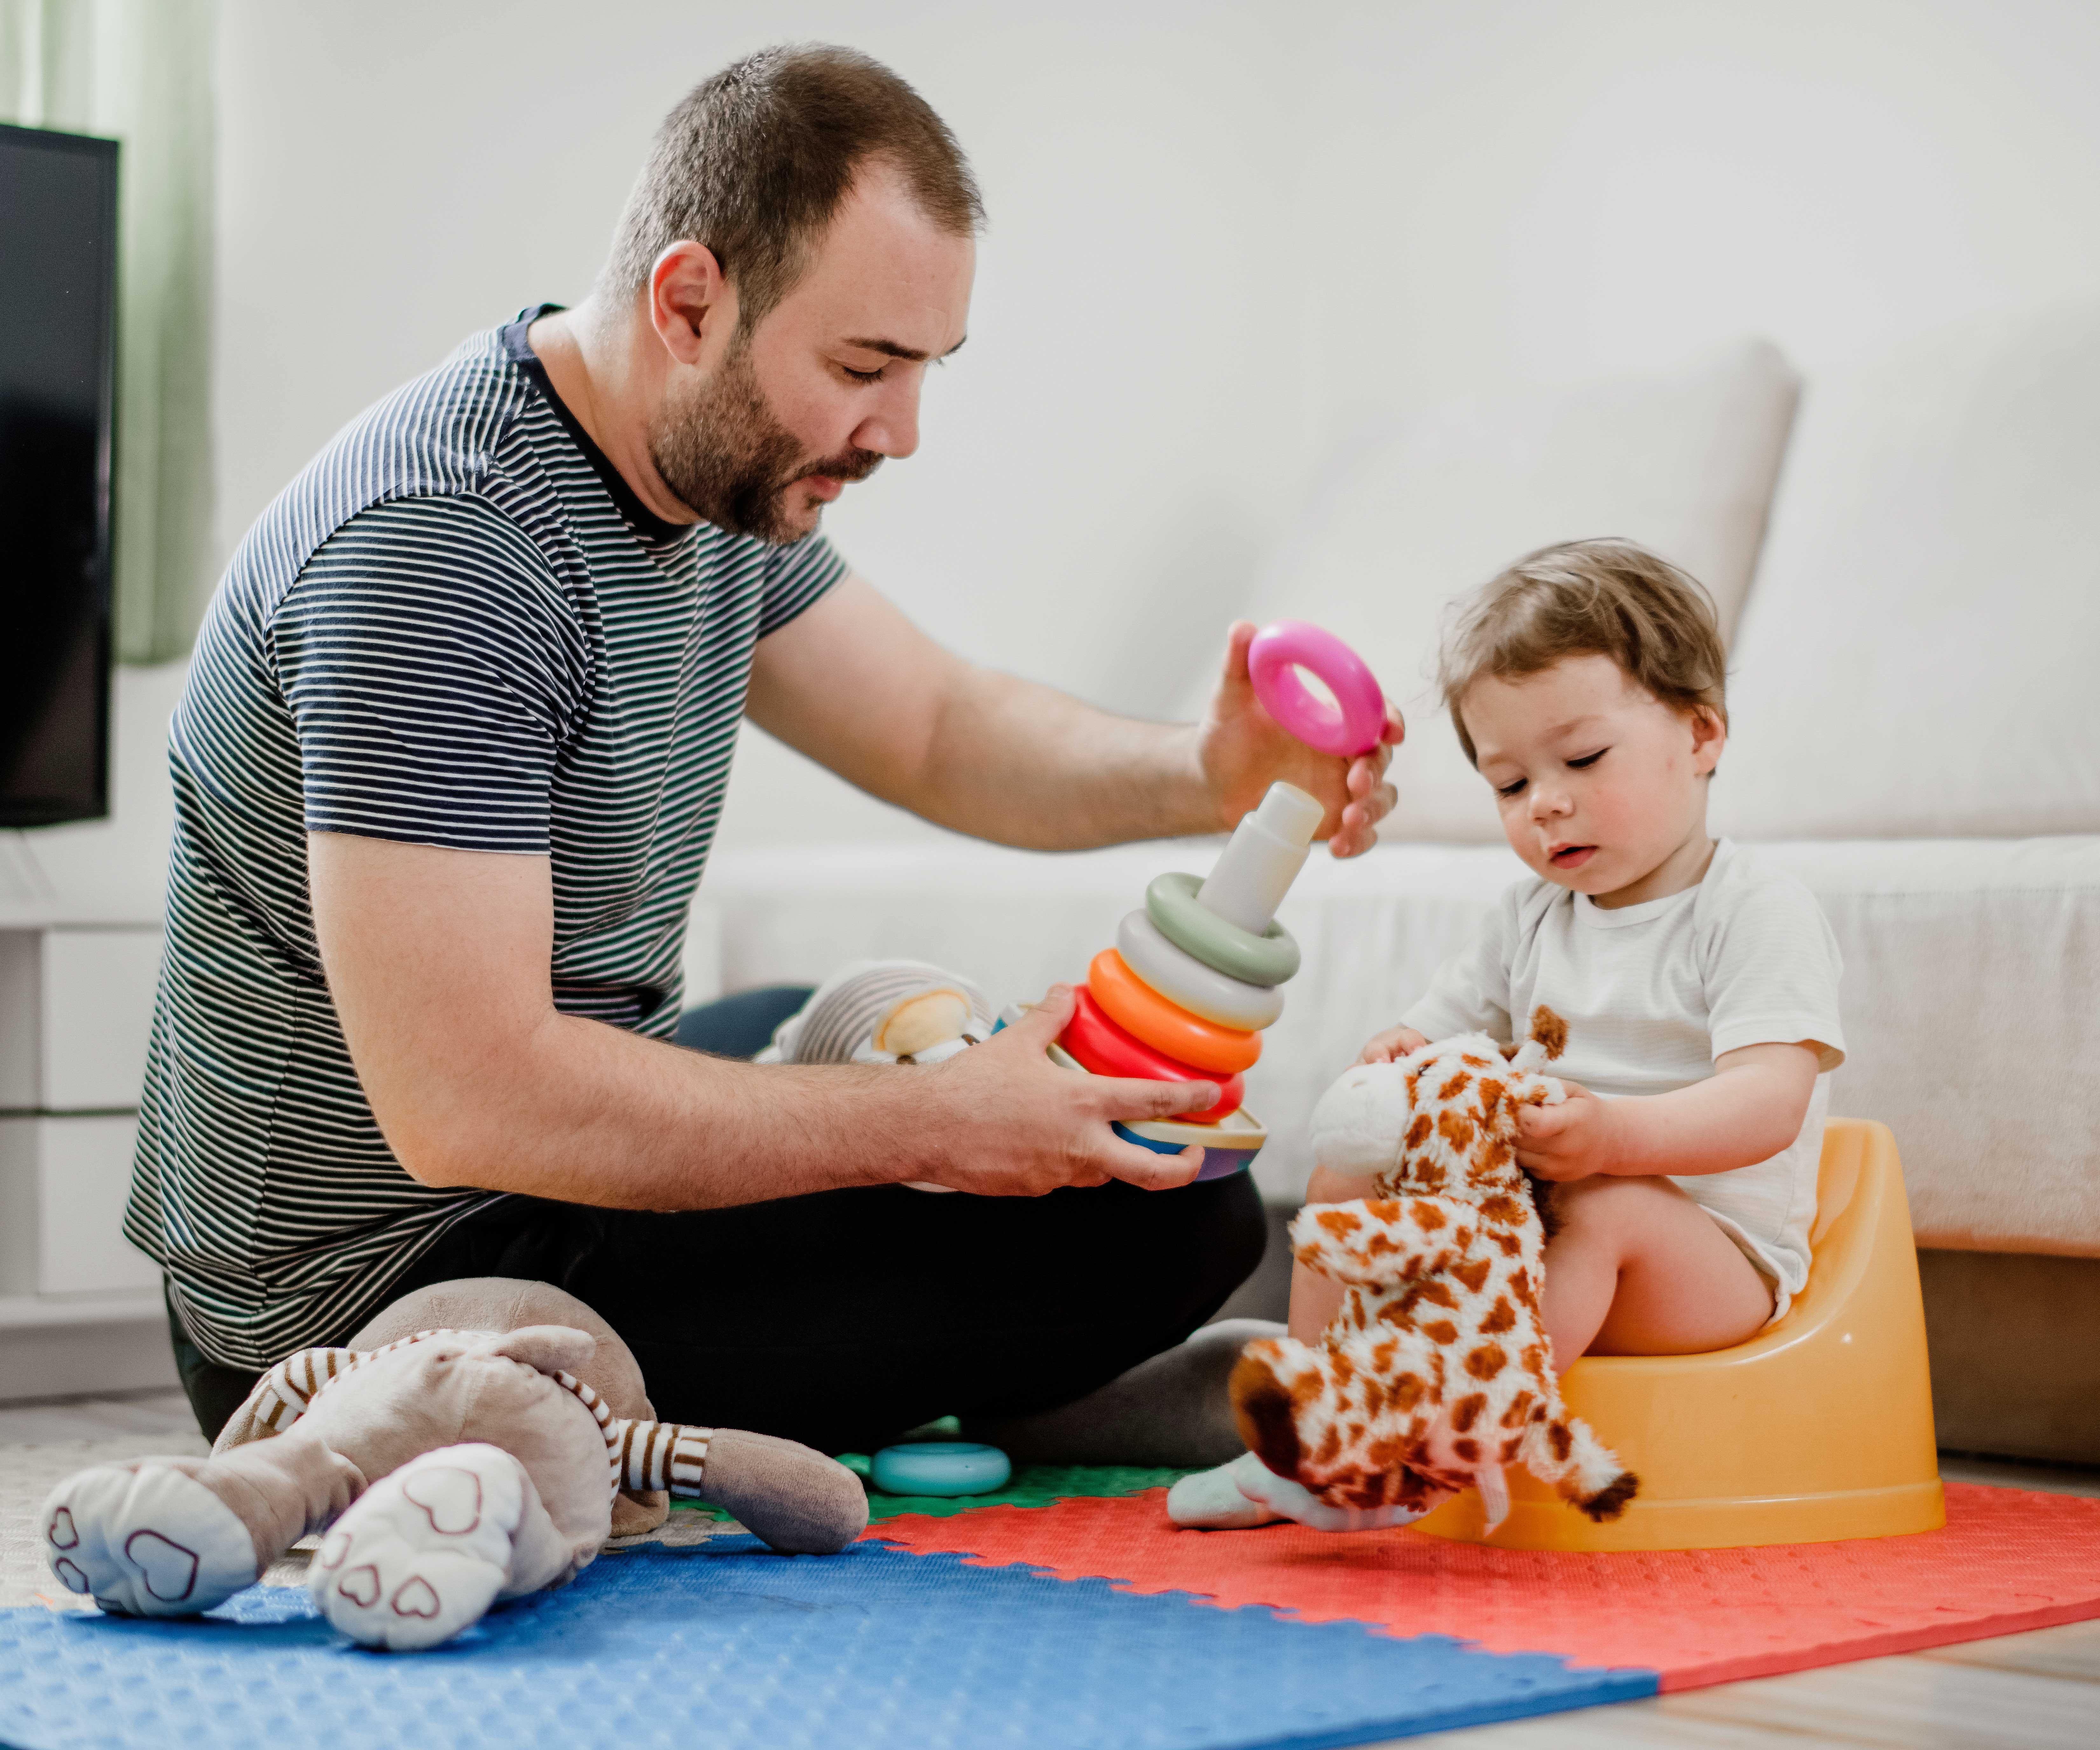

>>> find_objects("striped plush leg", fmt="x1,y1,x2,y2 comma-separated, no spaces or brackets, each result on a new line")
609,1424,869,1554
608,1420,714,1497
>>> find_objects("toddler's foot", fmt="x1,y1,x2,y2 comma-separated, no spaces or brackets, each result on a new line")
41,1462,258,1616
1232,1459,1447,1532
1166,1451,1289,1528
1167,1450,1450,1533
310,1443,525,1650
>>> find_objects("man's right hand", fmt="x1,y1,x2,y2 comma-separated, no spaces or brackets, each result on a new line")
908,985,1215,1194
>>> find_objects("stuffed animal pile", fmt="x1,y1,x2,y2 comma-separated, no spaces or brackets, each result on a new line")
1228,1008,1639,1531
758,959,993,1069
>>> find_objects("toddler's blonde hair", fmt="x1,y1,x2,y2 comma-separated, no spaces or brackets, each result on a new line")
1439,538,1728,768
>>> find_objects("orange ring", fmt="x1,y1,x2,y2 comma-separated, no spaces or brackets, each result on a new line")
1088,949,1262,1074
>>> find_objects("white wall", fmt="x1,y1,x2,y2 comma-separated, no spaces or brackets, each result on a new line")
183,0,2100,865
211,0,1301,850
1283,0,2100,441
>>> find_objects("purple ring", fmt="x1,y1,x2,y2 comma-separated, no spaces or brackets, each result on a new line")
1247,620,1386,758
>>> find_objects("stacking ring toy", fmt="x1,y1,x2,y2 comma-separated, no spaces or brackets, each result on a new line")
870,1441,1012,1497
1146,872,1300,987
1088,949,1262,1074
1248,620,1387,758
1115,1123,1257,1181
1061,987,1244,1122
1116,910,1284,1032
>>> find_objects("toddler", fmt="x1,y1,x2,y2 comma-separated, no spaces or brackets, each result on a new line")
1173,537,1844,1529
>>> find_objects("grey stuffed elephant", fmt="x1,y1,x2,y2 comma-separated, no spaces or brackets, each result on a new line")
40,1278,867,1649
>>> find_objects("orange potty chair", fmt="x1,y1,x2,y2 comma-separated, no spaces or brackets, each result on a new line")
1413,1119,1945,1552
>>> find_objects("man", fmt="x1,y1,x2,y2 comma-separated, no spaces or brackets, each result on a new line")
129,45,1399,1456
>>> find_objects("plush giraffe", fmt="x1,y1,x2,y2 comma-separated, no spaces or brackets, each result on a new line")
1228,1008,1639,1531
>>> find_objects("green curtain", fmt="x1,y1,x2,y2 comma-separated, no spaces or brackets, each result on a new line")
2,0,217,663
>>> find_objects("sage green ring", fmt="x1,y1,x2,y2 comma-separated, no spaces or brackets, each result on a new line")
1145,871,1300,987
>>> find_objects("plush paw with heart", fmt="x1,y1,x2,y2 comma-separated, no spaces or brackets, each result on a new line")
40,1278,868,1648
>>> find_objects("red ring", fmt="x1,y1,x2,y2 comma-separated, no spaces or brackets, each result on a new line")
1060,987,1244,1124
1088,948,1262,1073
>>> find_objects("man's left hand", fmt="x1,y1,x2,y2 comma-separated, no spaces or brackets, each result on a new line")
1196,620,1403,857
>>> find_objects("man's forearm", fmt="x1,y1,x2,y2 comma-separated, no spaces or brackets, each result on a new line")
313,835,1222,1212
746,578,1224,850
909,664,1218,848
384,992,1222,1206
397,1010,916,1207
747,581,1398,856
307,833,904,1207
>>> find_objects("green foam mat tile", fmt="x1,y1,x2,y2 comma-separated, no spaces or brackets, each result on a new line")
670,1462,1197,1523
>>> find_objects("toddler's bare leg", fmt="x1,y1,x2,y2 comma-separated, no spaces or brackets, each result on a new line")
1541,1176,1774,1369
1287,1165,1376,1341
1168,1166,1375,1529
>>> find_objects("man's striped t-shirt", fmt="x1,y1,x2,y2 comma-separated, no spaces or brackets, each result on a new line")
125,308,846,1371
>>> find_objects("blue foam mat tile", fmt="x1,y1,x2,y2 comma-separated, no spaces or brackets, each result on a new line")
0,1536,1654,1750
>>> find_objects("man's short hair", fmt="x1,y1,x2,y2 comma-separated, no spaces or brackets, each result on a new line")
601,43,984,326
1439,538,1729,767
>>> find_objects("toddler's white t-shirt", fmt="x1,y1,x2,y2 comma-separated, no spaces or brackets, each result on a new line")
1400,838,1845,1320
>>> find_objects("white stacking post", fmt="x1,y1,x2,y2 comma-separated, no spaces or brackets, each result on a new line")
1196,782,1322,933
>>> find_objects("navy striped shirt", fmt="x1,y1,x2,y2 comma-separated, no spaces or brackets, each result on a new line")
126,308,845,1369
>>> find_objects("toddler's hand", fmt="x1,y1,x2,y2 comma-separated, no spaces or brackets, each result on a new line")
1513,1083,1622,1181
1359,1025,1429,1065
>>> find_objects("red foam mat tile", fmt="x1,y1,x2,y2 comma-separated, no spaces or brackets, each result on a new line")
872,1483,2100,1690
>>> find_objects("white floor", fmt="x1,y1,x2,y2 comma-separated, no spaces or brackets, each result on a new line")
0,1388,200,1445
4,1392,2097,1747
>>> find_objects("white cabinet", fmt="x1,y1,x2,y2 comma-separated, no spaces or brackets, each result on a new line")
0,923,163,1305
0,1116,154,1295
0,927,163,1111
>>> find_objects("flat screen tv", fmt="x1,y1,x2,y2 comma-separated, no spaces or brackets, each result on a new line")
0,121,116,826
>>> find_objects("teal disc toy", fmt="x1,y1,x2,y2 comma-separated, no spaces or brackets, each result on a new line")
869,1441,1012,1497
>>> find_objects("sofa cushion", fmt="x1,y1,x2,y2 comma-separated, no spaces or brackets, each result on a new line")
1717,299,2100,840
1215,338,1800,842
700,832,2100,1258
1761,836,2100,1256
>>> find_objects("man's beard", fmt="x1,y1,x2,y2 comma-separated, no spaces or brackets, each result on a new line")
649,337,882,544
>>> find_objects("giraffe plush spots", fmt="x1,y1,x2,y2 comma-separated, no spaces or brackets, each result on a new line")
1229,1008,1639,1532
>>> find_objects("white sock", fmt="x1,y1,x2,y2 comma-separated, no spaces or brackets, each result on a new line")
1166,1450,1288,1529
1232,1458,1451,1534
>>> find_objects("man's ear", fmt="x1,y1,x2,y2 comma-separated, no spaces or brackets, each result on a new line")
1690,704,1728,776
648,241,738,368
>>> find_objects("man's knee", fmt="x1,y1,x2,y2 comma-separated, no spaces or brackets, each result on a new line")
1197,1173,1269,1302
1122,1172,1267,1320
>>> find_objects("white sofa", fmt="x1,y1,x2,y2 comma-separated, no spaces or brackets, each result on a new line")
698,300,2100,1458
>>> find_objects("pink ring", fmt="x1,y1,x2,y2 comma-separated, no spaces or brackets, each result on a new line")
1247,620,1386,758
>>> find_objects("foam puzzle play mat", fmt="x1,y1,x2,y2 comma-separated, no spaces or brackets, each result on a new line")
5,1466,2100,1750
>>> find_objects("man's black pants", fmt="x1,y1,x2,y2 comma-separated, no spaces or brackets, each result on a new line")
169,985,1268,1452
